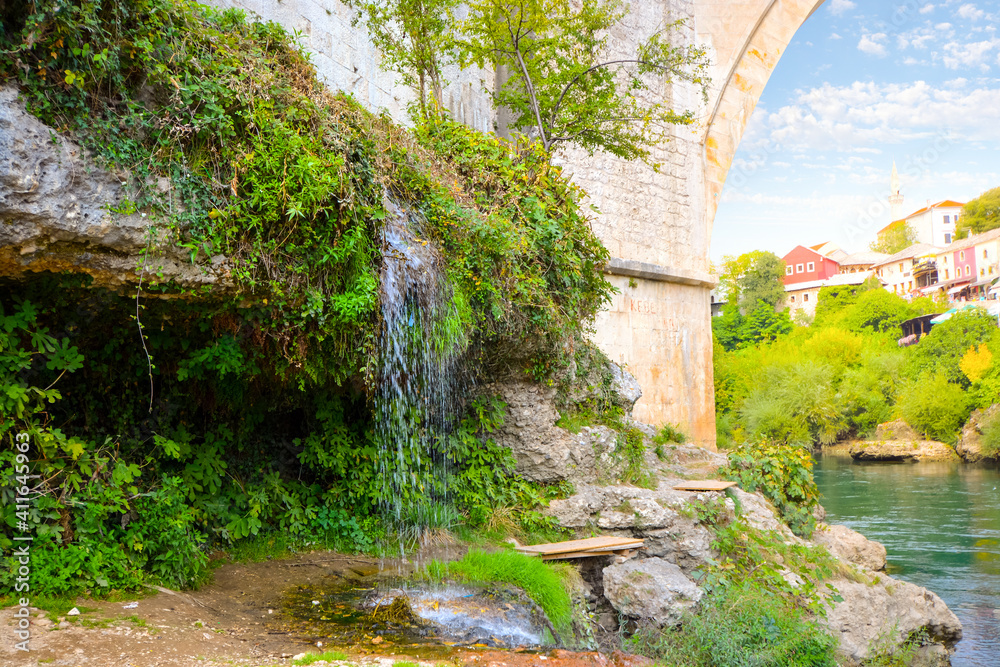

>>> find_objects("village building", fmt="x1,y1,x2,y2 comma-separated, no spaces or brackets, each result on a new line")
872,244,942,297
781,245,841,286
932,229,1000,300
838,251,889,274
876,200,965,248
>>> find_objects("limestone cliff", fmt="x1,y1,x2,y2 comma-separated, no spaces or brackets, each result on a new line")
0,85,227,291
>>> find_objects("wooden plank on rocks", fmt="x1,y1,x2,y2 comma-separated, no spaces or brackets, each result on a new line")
515,536,643,556
672,480,738,491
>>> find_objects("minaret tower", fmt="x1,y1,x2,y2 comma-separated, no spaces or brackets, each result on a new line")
889,161,904,221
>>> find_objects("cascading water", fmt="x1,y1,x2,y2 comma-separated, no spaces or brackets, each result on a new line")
373,198,471,553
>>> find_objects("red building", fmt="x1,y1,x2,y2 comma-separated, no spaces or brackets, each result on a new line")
781,245,841,286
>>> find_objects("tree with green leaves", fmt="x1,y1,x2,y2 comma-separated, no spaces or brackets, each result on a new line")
717,251,786,315
958,187,1000,235
870,221,916,254
347,0,459,111
458,0,710,163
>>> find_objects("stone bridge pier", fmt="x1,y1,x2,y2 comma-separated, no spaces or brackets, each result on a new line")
209,0,827,447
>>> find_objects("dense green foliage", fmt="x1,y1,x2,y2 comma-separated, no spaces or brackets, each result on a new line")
424,549,573,638
958,186,1000,235
0,0,613,595
715,268,1000,455
714,266,1000,541
716,250,787,315
896,372,972,444
721,440,821,536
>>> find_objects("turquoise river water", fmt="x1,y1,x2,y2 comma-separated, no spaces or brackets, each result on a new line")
813,455,1000,667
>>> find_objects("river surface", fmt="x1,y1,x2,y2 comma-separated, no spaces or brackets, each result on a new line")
813,455,1000,667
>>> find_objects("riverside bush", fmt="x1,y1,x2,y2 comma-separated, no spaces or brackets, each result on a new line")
721,439,820,537
897,372,973,443
907,310,999,385
979,411,1000,458
630,579,837,667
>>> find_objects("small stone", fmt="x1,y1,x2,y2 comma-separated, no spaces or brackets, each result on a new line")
67,607,80,616
292,653,307,661
371,635,383,644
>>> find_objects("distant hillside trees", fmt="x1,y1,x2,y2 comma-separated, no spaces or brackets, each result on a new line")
958,187,1000,235
717,250,786,314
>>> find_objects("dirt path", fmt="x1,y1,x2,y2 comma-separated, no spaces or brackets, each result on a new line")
0,550,650,667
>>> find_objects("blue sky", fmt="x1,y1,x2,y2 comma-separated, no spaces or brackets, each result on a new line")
710,0,1000,263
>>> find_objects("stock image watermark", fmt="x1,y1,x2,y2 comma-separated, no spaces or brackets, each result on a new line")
10,431,34,652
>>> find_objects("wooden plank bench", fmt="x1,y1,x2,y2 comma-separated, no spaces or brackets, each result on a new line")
515,536,644,562
672,480,738,492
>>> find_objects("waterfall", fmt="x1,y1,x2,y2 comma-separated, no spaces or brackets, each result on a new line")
374,198,470,551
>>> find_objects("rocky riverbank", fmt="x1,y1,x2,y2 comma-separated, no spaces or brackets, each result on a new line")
494,376,964,666
828,417,1000,464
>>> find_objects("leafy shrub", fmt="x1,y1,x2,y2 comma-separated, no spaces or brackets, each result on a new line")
739,362,842,446
835,289,916,334
801,328,863,367
721,440,820,537
897,372,972,443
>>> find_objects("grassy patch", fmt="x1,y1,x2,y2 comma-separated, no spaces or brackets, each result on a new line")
422,549,572,638
629,579,837,667
291,651,350,665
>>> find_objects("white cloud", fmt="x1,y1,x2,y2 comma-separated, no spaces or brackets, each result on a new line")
830,32,843,40
749,80,1000,154
858,32,889,56
958,4,986,20
920,3,936,14
942,38,1000,70
829,0,856,16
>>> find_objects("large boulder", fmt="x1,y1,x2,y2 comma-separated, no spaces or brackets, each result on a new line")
0,84,224,290
823,575,962,664
812,523,887,572
849,440,958,462
485,380,617,483
602,557,702,627
956,404,1000,462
